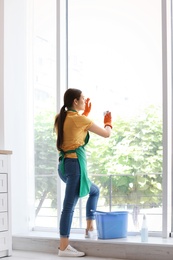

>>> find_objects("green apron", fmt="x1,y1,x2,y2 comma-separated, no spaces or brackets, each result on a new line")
59,133,91,197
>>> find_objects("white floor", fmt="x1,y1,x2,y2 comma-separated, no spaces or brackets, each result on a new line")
5,250,122,260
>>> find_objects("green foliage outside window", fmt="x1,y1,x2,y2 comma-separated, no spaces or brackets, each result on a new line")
87,105,162,208
34,105,162,223
34,111,57,216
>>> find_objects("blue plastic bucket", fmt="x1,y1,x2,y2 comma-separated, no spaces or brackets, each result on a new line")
95,211,128,239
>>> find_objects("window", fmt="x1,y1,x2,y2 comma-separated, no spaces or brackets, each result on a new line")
32,0,58,228
68,0,163,233
30,0,173,237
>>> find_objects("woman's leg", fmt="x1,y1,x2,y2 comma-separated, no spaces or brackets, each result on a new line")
58,158,80,249
86,183,100,232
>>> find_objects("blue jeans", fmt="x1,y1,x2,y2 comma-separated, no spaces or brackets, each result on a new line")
58,158,100,238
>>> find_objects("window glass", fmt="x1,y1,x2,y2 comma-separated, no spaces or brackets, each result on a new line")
33,0,57,228
68,0,162,232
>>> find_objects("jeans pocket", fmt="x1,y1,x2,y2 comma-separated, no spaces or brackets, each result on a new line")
65,158,80,177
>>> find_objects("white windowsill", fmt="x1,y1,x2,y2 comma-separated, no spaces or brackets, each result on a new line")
13,230,173,246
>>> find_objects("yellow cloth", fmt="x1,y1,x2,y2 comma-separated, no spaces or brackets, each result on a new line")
60,111,93,158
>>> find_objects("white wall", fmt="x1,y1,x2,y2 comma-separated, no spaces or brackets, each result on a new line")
0,0,4,149
4,0,32,234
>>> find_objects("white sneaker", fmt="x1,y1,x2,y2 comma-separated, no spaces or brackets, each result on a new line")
58,245,85,257
85,229,97,239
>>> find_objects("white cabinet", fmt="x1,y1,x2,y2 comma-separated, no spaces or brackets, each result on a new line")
0,151,12,258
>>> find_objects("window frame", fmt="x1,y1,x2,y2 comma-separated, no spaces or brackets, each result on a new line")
161,0,173,238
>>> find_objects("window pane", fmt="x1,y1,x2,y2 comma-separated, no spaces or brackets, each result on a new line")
68,0,162,232
33,0,57,228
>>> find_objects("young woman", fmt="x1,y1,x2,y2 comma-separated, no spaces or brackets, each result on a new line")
54,88,112,257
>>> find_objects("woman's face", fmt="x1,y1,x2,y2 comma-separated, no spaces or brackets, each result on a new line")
74,93,86,111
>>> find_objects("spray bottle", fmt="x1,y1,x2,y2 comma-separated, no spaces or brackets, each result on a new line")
141,214,148,242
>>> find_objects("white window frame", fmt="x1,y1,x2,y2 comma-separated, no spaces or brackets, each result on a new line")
162,0,173,238
56,0,68,226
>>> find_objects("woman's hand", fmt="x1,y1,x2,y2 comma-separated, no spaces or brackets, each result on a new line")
104,111,112,129
82,98,91,116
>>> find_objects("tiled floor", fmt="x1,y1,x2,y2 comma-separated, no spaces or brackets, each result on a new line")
5,250,121,260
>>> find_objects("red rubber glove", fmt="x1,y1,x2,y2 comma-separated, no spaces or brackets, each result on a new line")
82,98,91,116
104,111,112,128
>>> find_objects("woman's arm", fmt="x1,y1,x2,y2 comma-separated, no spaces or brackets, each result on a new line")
88,123,112,138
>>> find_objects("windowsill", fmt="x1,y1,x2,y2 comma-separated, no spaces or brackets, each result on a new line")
13,230,173,246
12,231,173,259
